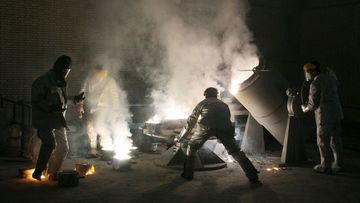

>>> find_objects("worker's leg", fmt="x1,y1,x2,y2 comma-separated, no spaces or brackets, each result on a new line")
98,125,113,150
87,120,98,151
314,124,332,174
330,121,343,172
47,128,69,180
183,127,211,180
33,128,56,180
219,135,259,182
86,113,99,156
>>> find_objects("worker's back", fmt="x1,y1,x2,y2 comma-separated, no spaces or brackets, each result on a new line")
198,97,233,132
314,72,343,124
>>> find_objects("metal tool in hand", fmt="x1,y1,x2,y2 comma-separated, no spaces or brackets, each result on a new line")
174,127,190,143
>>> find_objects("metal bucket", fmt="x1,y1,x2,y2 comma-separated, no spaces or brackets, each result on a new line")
234,68,289,144
112,158,131,171
58,170,79,187
75,163,91,178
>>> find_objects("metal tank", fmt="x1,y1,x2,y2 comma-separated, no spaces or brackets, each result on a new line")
233,66,289,144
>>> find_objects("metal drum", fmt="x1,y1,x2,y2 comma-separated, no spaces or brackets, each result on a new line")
234,67,289,144
58,170,79,187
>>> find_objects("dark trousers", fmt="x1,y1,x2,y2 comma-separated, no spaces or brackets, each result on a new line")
317,121,343,168
35,128,69,176
185,125,259,180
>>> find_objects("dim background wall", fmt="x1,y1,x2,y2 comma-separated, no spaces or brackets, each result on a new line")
249,0,360,123
0,0,359,122
0,0,97,102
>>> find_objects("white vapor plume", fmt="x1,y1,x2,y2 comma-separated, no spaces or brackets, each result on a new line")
214,0,259,94
81,54,133,160
142,0,259,120
90,0,259,123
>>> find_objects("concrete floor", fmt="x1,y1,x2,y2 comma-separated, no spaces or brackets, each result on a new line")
1,144,360,203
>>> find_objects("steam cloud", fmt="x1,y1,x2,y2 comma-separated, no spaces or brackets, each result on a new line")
90,0,259,121
81,55,133,159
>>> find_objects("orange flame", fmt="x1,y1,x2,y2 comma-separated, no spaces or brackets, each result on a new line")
23,168,46,181
86,165,96,175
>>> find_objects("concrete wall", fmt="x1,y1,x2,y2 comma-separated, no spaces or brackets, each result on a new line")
0,0,359,122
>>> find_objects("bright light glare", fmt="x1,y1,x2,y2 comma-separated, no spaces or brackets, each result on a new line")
147,114,161,124
230,56,259,95
164,107,188,120
147,107,188,123
266,166,282,172
23,168,46,181
86,165,96,175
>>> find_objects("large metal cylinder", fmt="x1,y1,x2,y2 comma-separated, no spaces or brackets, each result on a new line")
234,68,289,144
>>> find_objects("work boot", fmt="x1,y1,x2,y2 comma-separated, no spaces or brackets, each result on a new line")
331,163,342,173
32,169,42,181
181,155,195,181
313,164,332,175
232,151,259,183
249,179,263,189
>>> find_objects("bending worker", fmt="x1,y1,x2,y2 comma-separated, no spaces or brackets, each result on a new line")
301,61,344,174
31,55,72,181
175,87,260,184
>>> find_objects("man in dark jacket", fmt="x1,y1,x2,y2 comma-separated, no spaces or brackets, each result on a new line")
175,87,260,184
301,61,343,174
31,55,72,181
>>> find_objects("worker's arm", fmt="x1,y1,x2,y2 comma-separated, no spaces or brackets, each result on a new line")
302,79,320,112
186,103,202,130
175,102,203,142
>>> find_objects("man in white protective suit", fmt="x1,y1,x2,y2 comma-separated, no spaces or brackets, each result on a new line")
80,65,122,157
301,61,344,174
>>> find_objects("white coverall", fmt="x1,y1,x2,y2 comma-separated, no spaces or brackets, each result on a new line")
82,73,121,150
303,71,343,171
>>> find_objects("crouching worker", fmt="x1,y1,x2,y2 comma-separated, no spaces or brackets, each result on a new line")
175,87,260,184
31,55,74,181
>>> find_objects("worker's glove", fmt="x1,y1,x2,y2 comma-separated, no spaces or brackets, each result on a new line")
50,103,65,113
74,92,85,104
174,127,190,143
174,135,180,143
301,105,307,112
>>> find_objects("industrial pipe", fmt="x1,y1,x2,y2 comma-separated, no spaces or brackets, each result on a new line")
233,67,289,144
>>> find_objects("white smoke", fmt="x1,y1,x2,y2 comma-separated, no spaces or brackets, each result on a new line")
90,0,259,123
142,0,259,120
82,54,133,160
214,0,259,94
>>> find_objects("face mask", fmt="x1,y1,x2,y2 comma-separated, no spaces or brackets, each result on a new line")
305,72,312,82
62,69,71,79
55,68,71,81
